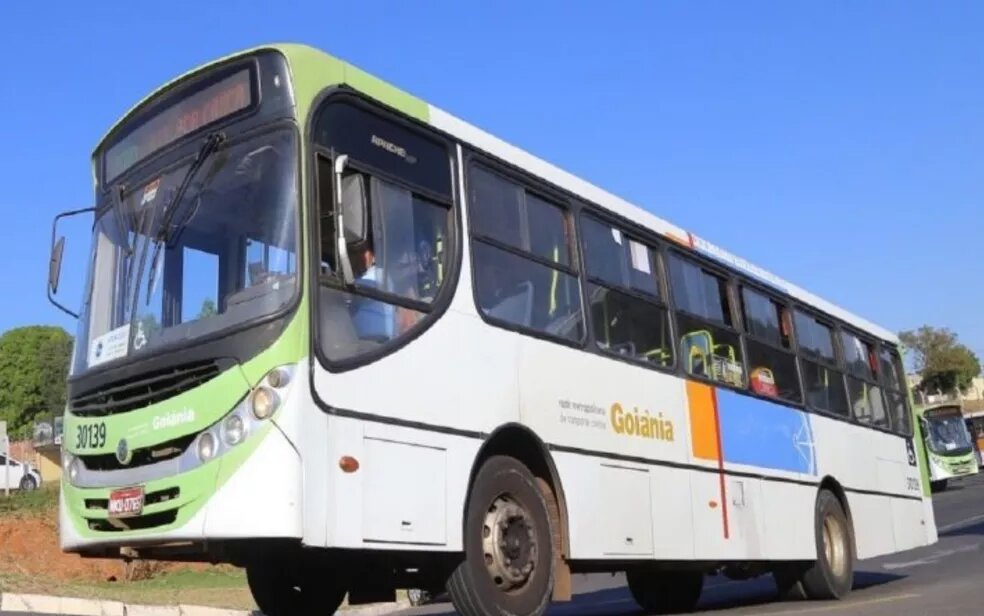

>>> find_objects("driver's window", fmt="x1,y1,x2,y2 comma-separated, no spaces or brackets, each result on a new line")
314,123,452,364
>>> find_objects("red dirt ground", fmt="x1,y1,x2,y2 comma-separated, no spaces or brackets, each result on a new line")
0,508,206,582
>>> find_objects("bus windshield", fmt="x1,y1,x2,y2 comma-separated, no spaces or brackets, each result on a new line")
73,129,297,374
925,413,973,455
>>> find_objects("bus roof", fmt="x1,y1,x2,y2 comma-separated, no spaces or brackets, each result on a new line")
95,43,898,345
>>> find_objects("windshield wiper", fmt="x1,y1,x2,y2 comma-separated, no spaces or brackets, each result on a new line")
110,183,133,255
139,132,225,307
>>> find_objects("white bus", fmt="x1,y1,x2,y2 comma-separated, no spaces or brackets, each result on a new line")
50,44,934,616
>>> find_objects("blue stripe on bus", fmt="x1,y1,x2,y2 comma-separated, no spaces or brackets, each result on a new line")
715,390,817,475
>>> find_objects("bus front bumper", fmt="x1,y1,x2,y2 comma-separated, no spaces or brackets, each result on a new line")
60,420,301,554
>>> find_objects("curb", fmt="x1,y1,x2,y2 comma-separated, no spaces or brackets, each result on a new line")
0,593,411,616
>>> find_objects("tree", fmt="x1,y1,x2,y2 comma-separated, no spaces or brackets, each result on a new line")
900,326,981,395
197,299,217,320
0,326,73,439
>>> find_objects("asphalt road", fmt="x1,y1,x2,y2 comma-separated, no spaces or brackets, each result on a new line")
6,474,984,616
399,472,984,616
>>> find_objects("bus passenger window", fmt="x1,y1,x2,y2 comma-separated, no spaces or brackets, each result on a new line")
668,254,743,387
848,377,889,428
879,345,911,435
842,332,889,428
667,254,732,327
580,215,670,365
588,285,672,365
470,164,583,341
795,310,849,415
801,361,848,415
740,287,801,402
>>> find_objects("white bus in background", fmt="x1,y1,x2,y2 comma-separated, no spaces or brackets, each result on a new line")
50,45,934,616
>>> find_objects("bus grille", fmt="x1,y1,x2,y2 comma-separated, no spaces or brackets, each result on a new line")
70,360,222,417
86,510,179,532
80,433,197,471
83,488,181,533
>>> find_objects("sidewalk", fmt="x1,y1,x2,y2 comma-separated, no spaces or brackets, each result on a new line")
0,593,409,616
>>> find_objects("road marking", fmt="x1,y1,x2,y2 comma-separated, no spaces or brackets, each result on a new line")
938,512,984,533
757,593,919,614
882,542,980,570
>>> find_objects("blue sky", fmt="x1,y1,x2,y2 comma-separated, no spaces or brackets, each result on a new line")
3,1,983,357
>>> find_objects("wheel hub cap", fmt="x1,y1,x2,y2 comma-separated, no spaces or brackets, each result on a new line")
482,495,537,592
823,513,848,578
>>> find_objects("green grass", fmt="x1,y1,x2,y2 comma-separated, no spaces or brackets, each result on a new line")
0,568,407,611
0,483,58,517
98,567,248,590
0,568,258,611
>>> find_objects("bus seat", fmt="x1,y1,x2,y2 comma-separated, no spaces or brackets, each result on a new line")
644,347,671,366
681,330,713,377
750,367,777,397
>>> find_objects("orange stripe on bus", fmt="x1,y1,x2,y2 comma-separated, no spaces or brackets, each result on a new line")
687,381,719,461
665,232,693,248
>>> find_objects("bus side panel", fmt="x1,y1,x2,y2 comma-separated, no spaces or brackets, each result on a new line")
849,493,896,558
313,308,521,437
517,338,696,560
892,497,930,553
811,414,929,557
317,414,481,550
758,481,818,560
311,308,518,550
553,451,695,561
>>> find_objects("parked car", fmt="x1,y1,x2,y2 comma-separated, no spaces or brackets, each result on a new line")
0,454,41,491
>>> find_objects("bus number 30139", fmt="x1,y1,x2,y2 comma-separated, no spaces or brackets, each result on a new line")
76,423,107,450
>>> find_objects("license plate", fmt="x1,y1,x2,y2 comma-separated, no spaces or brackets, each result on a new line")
108,486,144,518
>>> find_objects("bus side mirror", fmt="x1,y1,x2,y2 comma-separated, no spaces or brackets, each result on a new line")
48,236,65,296
47,206,95,319
332,155,368,286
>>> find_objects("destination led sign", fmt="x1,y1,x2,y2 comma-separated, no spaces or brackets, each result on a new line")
105,68,253,182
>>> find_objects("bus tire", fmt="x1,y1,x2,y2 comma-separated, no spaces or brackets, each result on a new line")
246,556,347,616
799,489,854,600
447,455,554,616
931,479,948,492
626,568,703,614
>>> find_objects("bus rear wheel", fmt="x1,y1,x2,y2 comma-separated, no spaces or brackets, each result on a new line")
246,554,347,616
626,568,703,614
774,489,853,600
447,455,555,616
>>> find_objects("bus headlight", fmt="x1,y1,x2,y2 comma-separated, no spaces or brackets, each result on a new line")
197,432,218,462
68,456,81,483
250,387,279,420
266,367,291,389
223,414,246,446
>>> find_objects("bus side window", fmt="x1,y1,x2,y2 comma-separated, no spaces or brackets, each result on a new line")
795,310,849,416
581,214,672,366
879,345,912,435
843,332,889,428
470,165,583,342
740,287,801,403
667,254,744,387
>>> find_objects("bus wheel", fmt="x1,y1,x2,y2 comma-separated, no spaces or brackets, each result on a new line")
931,479,948,492
447,455,554,616
799,489,854,600
626,568,703,614
246,556,347,616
